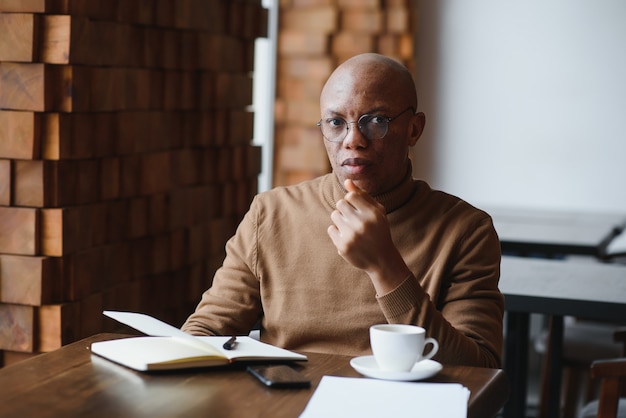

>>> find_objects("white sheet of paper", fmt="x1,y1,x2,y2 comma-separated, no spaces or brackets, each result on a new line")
299,376,470,418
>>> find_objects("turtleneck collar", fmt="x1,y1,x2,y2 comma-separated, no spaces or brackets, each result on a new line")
322,163,418,214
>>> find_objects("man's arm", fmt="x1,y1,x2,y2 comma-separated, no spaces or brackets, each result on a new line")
328,179,504,367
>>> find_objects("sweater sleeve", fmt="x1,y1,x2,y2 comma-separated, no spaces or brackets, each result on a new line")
181,197,263,336
376,214,504,368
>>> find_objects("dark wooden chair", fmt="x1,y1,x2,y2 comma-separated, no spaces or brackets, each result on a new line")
578,357,626,418
577,331,626,418
535,319,624,418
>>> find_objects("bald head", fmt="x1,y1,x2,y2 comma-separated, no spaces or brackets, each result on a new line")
321,53,418,111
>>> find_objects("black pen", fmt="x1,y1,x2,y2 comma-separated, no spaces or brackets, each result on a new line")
223,336,237,350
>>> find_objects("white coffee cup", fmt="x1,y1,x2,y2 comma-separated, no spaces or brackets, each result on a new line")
370,324,439,372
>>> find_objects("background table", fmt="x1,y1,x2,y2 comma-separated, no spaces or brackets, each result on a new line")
0,333,509,418
486,206,626,257
499,256,626,418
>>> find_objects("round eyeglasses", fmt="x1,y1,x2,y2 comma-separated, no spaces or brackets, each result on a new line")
316,106,415,143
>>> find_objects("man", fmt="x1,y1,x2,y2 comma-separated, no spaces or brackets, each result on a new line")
183,53,504,368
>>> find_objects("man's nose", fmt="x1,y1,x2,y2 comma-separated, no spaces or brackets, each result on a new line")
342,122,368,148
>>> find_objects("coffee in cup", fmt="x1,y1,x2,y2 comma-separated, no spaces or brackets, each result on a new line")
370,324,439,372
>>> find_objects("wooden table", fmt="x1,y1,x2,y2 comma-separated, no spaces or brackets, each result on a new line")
0,333,509,418
499,256,626,418
486,206,626,257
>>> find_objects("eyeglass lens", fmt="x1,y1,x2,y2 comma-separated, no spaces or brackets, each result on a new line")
319,115,388,143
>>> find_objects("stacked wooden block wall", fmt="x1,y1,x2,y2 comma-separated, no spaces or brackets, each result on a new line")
273,0,416,187
0,0,266,366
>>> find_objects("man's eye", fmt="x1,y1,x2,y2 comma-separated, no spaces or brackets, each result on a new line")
368,115,387,124
326,118,345,127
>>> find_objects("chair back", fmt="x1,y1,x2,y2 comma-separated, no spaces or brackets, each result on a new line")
590,358,626,418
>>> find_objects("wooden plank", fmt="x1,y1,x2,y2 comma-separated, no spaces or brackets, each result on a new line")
130,238,151,278
180,71,196,110
4,15,136,67
100,157,120,200
105,199,128,243
0,63,73,112
231,145,245,179
0,0,47,13
147,192,168,235
220,181,234,217
170,149,198,186
74,159,98,205
229,110,253,145
0,207,39,255
118,154,140,197
0,12,38,62
43,112,116,160
214,72,253,109
40,208,63,256
0,111,41,159
0,159,10,206
135,0,155,25
0,304,34,352
163,70,182,109
62,251,89,301
38,14,72,64
278,30,327,56
140,151,170,195
0,64,150,112
247,145,262,177
151,233,170,275
126,69,152,110
13,159,44,207
12,159,56,207
13,159,100,207
186,223,205,263
154,0,175,28
196,34,222,71
40,112,62,160
0,254,62,305
0,0,128,19
1,350,38,367
78,292,102,339
169,228,187,271
37,303,78,352
68,112,97,158
116,0,154,25
40,204,107,257
93,111,116,157
127,197,148,239
0,63,45,111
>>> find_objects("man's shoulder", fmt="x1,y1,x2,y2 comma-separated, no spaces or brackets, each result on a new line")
416,180,492,221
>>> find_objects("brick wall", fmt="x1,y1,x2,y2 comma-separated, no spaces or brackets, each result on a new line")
0,0,266,366
273,0,416,187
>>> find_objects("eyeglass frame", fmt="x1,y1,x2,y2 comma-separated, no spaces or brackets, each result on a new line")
316,106,416,143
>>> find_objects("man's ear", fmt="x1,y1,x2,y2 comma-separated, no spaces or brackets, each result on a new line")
408,112,426,146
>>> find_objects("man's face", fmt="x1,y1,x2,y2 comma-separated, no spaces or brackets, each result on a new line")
320,69,421,196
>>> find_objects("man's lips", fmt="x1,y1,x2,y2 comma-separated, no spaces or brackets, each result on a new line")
341,158,371,167
340,158,372,174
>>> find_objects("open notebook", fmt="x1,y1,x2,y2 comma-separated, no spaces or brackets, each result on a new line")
90,311,307,371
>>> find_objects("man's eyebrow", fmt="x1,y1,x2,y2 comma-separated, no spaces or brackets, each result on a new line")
322,109,344,117
323,107,389,118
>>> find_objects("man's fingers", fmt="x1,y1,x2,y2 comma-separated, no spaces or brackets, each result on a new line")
344,179,362,194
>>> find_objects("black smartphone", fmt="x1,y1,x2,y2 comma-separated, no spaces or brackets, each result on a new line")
247,365,311,389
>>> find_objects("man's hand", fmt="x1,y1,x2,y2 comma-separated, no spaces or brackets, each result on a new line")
327,179,413,295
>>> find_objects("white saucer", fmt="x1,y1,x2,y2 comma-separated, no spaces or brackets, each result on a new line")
350,356,442,381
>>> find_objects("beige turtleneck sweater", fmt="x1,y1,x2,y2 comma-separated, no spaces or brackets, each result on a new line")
182,170,504,368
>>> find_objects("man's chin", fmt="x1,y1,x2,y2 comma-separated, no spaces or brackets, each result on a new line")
337,176,377,195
